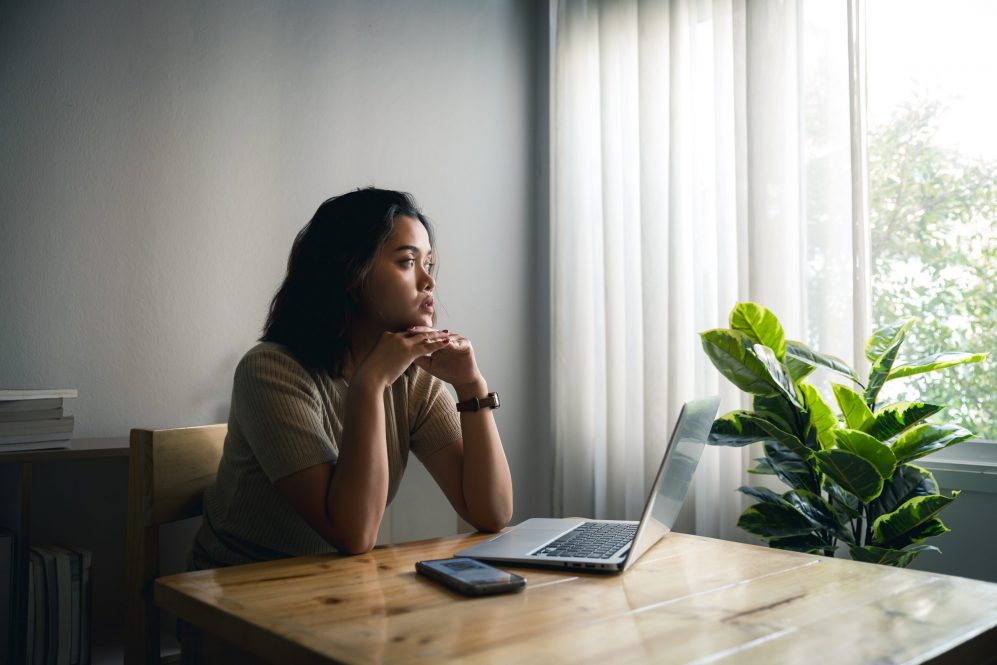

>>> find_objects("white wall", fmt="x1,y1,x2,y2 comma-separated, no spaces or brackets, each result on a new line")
1,0,551,629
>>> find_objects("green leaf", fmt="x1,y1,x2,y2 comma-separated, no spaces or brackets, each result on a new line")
784,489,853,544
887,352,988,380
831,384,875,431
764,441,819,493
824,478,862,519
902,517,950,545
737,503,816,538
866,402,944,441
813,449,884,503
867,464,939,521
786,356,816,383
700,330,782,396
865,318,916,362
785,340,861,384
891,424,975,464
800,384,837,435
742,413,810,459
737,485,790,506
872,492,959,546
730,302,787,361
864,319,915,407
748,457,776,475
849,543,940,568
753,395,798,434
770,534,835,553
830,429,897,479
753,344,802,409
709,411,771,447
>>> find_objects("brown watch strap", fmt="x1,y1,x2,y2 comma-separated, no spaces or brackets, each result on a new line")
456,391,500,412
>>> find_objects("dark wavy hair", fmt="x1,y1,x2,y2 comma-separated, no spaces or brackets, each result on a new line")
260,187,436,374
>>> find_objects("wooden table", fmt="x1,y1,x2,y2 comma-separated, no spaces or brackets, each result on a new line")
155,531,997,664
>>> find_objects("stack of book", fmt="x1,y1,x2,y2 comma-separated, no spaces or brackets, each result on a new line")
26,544,93,665
0,389,78,453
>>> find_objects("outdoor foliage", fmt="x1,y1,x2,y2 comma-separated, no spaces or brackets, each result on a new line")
701,302,986,567
869,98,997,439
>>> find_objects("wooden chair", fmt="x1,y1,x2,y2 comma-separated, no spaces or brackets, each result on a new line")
125,424,226,665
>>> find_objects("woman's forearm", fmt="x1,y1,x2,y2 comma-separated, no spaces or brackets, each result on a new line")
325,378,389,552
456,379,513,532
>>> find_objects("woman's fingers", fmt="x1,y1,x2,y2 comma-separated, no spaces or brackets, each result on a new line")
415,333,451,352
407,325,446,336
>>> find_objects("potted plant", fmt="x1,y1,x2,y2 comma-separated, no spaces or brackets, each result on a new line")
700,302,987,567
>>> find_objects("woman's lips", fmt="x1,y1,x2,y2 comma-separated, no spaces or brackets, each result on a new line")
420,297,434,313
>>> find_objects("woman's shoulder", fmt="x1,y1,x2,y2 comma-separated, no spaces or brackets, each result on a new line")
235,342,317,388
239,341,300,369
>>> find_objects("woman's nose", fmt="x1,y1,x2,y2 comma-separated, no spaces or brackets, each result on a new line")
420,267,435,292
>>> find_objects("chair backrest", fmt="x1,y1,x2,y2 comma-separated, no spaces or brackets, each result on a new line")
125,424,226,665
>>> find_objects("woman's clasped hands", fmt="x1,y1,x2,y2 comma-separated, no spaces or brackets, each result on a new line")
352,326,482,390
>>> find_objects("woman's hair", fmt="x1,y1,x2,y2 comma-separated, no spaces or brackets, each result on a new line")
260,187,436,374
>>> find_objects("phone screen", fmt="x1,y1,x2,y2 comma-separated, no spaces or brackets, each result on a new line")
416,558,526,595
423,558,518,584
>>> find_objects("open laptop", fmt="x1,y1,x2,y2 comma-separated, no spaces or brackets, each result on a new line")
456,396,720,573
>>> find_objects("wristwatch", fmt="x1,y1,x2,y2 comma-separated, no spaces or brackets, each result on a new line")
456,391,501,413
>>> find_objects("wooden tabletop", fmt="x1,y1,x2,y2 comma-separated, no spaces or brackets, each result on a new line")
155,531,997,664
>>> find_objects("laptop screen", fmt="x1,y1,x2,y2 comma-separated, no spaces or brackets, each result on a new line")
622,396,719,570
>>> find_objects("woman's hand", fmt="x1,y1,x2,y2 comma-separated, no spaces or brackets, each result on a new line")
407,325,484,388
353,329,452,390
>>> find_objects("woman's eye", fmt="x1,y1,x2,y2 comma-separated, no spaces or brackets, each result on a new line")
425,262,436,272
400,259,416,267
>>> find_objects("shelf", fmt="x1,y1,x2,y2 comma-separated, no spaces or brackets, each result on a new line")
0,437,129,463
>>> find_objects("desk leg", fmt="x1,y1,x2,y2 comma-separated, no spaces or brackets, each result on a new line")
178,620,273,665
0,462,32,664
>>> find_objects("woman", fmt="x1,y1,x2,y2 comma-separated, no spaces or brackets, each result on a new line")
190,187,513,569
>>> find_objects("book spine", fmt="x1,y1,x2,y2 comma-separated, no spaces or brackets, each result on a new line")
67,550,80,665
77,550,91,665
0,416,75,438
0,530,13,665
38,547,57,665
0,409,64,423
27,554,35,665
50,548,70,665
29,548,46,665
0,432,74,446
0,399,62,414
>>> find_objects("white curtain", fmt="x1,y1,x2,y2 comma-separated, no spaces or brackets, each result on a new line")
550,0,862,541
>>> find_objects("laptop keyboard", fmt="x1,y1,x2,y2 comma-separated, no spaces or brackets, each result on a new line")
534,522,638,559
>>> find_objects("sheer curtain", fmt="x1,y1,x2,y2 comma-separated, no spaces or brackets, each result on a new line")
550,0,862,540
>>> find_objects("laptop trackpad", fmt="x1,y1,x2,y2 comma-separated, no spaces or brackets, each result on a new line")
457,518,585,558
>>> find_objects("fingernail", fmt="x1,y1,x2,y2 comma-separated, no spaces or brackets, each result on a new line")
442,329,449,333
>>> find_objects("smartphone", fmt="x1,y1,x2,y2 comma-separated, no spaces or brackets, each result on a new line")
415,557,527,596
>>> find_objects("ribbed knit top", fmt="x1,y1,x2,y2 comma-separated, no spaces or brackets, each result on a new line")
190,341,461,569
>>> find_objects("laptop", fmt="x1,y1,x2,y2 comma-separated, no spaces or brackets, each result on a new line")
456,396,720,573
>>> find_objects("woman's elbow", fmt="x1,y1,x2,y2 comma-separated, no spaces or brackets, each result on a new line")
325,525,379,555
330,533,377,555
470,508,512,534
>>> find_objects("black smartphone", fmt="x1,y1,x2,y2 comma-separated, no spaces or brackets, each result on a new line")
415,557,527,596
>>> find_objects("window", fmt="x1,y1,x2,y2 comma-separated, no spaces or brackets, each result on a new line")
867,0,996,440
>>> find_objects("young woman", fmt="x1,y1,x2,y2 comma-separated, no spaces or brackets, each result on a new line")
190,188,513,569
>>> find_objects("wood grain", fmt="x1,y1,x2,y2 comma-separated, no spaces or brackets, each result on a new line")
155,531,997,664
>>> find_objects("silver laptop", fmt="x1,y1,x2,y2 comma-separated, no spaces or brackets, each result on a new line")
456,396,720,573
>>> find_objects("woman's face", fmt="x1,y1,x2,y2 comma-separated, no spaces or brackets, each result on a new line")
359,214,436,331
